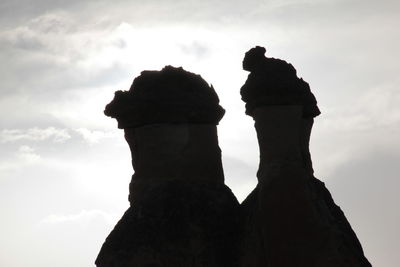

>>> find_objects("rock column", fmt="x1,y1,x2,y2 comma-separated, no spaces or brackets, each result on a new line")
245,105,327,267
96,66,241,267
240,46,371,267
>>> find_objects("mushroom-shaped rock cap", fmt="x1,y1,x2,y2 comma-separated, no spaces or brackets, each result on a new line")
105,66,225,128
240,46,321,118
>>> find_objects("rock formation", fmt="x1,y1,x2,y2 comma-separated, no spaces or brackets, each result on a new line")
96,51,372,267
240,46,371,267
96,66,241,267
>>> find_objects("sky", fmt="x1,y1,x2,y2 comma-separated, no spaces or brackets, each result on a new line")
0,0,399,266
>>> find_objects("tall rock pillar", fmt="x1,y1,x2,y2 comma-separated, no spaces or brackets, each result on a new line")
240,46,371,267
96,66,241,267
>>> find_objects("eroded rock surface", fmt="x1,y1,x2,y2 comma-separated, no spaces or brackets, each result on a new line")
104,66,225,128
240,46,320,118
240,46,371,267
97,180,240,267
96,66,240,267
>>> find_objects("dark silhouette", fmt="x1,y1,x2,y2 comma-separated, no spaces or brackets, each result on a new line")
96,52,371,267
96,66,241,267
240,46,371,266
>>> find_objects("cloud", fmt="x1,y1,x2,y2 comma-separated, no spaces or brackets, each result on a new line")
0,127,71,143
41,209,118,225
309,81,400,179
325,149,400,267
179,41,210,59
222,155,258,202
75,128,118,144
0,13,131,100
17,145,41,162
0,145,42,172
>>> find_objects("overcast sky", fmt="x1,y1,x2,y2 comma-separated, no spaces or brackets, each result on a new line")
0,0,399,266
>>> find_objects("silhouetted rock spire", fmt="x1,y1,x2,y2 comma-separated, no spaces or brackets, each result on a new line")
240,46,371,267
96,66,240,267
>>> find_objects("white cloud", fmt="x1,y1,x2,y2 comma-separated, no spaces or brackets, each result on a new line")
0,145,42,172
17,145,41,163
0,127,71,143
0,12,78,57
75,128,118,144
41,209,118,225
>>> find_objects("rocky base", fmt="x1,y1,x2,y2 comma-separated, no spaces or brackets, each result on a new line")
96,180,241,267
241,175,371,267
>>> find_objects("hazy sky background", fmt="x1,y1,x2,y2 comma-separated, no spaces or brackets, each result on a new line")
0,0,399,266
